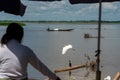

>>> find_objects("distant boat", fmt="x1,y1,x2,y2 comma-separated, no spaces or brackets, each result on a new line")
47,28,74,31
84,33,104,39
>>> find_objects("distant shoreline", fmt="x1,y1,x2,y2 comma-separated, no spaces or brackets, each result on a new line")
0,21,26,26
0,20,120,26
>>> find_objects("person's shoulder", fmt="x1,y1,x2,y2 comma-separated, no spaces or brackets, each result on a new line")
21,44,37,58
20,44,33,53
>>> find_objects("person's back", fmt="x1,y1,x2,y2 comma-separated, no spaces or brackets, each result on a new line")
0,23,61,80
0,39,29,79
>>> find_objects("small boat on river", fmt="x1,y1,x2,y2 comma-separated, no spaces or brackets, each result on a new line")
84,33,104,39
47,28,74,31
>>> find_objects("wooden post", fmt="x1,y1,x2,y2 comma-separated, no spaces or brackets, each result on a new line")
96,0,102,80
113,72,120,80
69,60,72,79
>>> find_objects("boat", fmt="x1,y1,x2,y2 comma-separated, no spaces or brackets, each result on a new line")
84,33,104,39
47,28,74,31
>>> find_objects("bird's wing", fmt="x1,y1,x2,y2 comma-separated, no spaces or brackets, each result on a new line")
62,44,72,55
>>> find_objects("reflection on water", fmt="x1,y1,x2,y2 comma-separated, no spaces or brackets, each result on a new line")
0,23,120,80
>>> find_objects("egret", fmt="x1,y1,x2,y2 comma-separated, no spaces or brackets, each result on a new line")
104,76,111,80
62,44,73,55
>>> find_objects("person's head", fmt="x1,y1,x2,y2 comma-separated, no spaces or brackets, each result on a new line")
1,23,24,46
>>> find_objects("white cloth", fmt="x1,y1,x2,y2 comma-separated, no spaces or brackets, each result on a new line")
0,39,57,80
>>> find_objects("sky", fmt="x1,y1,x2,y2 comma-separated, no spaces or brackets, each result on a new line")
0,0,120,21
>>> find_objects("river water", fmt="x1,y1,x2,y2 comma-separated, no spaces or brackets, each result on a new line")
0,22,120,80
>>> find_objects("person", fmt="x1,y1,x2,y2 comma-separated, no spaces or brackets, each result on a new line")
0,23,61,80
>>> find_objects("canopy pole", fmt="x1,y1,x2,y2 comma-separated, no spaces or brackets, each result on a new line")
95,0,102,80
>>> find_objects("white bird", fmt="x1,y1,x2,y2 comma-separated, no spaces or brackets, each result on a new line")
62,44,73,55
104,76,111,80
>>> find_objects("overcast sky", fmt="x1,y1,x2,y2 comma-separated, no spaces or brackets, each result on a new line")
0,0,120,21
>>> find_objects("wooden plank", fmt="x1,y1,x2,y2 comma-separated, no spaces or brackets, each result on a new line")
55,64,86,73
113,72,120,80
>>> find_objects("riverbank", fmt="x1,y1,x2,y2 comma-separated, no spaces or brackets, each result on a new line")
0,21,26,26
19,20,120,24
0,20,120,26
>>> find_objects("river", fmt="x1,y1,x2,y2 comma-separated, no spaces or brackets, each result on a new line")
0,22,120,80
